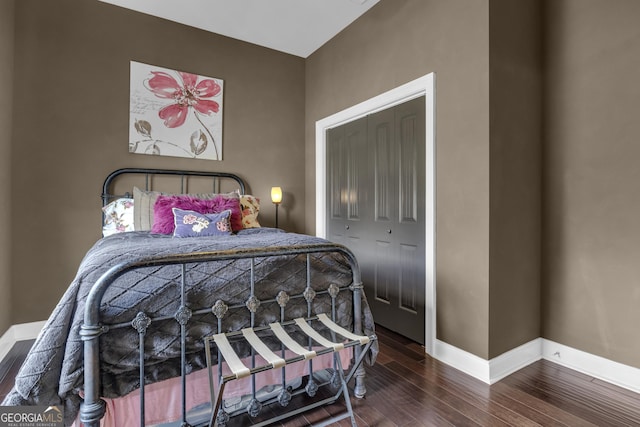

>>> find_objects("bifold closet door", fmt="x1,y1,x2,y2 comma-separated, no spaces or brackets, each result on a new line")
366,97,425,344
326,96,426,344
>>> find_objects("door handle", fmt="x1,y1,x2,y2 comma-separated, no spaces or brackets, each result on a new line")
387,229,392,234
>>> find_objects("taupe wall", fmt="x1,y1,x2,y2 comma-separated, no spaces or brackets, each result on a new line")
8,0,305,326
488,0,542,358
542,0,640,366
306,0,494,358
0,0,15,334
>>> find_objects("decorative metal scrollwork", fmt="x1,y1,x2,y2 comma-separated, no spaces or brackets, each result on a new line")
216,409,229,427
276,291,290,308
174,306,192,326
349,281,364,291
131,312,151,334
79,324,109,340
305,379,318,397
247,398,262,418
211,300,229,319
79,400,107,425
328,283,340,298
303,287,316,303
245,295,261,313
278,388,292,407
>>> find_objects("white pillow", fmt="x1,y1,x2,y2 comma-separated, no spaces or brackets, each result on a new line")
102,198,135,236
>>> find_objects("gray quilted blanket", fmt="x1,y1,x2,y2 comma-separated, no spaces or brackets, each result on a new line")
2,229,376,425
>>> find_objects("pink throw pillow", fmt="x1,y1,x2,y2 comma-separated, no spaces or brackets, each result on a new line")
152,194,242,234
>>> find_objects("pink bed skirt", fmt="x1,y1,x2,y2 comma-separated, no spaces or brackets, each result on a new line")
75,349,352,426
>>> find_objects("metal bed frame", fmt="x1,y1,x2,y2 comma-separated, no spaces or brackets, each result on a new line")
81,168,371,427
101,168,247,205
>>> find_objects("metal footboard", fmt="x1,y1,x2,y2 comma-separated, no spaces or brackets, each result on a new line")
79,243,369,427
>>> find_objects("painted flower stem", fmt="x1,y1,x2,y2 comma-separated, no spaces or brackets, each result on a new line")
134,138,197,158
193,111,219,160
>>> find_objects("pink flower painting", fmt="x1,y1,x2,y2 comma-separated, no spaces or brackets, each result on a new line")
129,61,224,160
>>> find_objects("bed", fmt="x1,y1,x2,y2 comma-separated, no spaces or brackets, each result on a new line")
2,168,377,427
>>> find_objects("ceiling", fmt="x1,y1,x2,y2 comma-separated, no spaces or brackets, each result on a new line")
99,0,379,58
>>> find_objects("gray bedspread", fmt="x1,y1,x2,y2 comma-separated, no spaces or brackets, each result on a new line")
2,229,376,425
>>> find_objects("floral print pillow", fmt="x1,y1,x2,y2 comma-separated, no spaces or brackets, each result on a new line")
172,208,232,238
240,195,261,228
102,198,135,237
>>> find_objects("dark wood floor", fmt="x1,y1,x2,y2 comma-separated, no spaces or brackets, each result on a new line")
2,327,640,426
0,339,35,403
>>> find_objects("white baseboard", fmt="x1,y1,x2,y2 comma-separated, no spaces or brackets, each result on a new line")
434,337,640,394
0,320,46,363
489,338,543,383
434,339,493,381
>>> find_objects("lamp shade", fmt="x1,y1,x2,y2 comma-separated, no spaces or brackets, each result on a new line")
271,187,282,204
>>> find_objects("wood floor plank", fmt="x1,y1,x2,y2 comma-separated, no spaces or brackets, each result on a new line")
531,360,640,415
490,381,594,427
591,377,640,402
349,400,397,427
514,361,640,421
385,355,543,427
504,367,637,427
384,361,511,427
364,359,481,426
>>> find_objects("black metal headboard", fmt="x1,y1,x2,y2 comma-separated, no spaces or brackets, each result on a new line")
101,168,246,207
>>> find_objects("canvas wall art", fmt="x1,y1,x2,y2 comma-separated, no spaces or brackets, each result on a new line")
129,61,224,160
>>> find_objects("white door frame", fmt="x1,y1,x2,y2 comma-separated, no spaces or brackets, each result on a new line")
315,73,436,355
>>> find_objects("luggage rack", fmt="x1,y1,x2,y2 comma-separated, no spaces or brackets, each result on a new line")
204,313,376,427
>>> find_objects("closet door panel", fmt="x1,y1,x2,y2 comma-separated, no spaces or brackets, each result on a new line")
326,96,426,344
373,117,393,223
346,125,366,221
391,97,426,342
327,127,346,222
399,243,419,313
398,112,419,224
326,117,367,248
373,239,392,304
